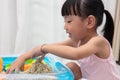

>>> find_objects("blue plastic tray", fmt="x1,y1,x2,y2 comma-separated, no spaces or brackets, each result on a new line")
0,54,74,80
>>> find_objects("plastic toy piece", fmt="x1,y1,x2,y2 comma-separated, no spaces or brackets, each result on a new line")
24,59,35,71
0,58,3,72
25,59,35,64
2,57,36,71
24,64,32,71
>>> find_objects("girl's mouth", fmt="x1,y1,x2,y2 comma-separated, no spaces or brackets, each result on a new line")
68,33,71,38
66,31,71,38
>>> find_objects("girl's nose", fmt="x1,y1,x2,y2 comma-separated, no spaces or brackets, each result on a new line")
64,23,68,30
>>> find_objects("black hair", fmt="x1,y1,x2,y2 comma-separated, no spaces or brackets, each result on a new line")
61,0,114,46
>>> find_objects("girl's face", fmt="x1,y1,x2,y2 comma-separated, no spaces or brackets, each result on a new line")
64,15,88,41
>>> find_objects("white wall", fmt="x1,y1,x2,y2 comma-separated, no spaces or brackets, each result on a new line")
0,0,17,54
0,0,116,55
15,0,67,53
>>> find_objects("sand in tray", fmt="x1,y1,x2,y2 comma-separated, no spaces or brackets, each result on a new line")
22,56,52,74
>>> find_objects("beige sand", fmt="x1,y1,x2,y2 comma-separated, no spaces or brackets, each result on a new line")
22,57,52,74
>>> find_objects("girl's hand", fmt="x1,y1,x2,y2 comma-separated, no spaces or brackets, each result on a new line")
6,57,25,74
6,44,46,74
6,45,45,74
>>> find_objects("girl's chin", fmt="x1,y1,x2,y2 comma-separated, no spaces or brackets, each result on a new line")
70,37,79,42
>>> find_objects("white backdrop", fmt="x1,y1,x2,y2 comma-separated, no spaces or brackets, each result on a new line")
0,0,116,55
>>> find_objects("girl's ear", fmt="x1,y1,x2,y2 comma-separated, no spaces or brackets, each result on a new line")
86,15,96,29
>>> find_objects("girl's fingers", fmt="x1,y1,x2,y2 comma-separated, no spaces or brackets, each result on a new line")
6,68,14,74
15,68,19,74
6,68,10,74
6,68,20,74
20,64,24,71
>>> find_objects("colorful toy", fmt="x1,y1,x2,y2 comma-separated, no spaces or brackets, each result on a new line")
0,57,3,72
6,58,36,72
24,59,35,71
0,54,74,80
1,57,47,72
24,58,47,71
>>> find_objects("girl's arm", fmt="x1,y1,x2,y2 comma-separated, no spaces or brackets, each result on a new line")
6,39,78,73
19,39,77,59
52,39,79,47
42,37,107,60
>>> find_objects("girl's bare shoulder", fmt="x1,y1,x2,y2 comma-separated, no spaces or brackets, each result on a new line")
90,35,110,59
89,35,108,46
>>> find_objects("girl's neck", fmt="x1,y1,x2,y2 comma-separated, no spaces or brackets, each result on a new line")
80,32,98,46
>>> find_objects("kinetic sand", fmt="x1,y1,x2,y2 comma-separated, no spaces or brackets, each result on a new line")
22,57,52,74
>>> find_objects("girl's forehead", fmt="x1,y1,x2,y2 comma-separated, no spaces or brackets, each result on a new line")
64,15,77,18
64,16,72,18
63,15,82,19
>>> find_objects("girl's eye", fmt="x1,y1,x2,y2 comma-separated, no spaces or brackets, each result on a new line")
67,21,72,23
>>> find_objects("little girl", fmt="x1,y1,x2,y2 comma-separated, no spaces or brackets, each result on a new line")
7,0,119,80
